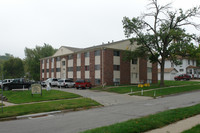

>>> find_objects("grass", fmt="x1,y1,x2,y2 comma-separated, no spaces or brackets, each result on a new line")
82,103,200,133
92,80,199,94
0,98,101,119
1,89,81,104
182,124,200,133
131,84,200,97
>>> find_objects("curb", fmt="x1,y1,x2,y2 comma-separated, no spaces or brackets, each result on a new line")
0,105,103,121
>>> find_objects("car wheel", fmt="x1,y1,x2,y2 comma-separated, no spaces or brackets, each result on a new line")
76,87,79,89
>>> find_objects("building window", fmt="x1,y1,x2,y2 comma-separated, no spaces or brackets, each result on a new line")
147,67,152,73
46,69,49,72
77,53,81,59
95,79,101,85
42,69,44,73
77,66,81,71
179,69,184,72
85,66,90,71
95,50,100,56
68,67,73,72
132,59,137,64
62,61,65,66
188,60,190,65
56,57,60,61
51,58,54,63
84,52,90,57
51,68,54,72
42,60,44,64
114,65,120,71
46,59,49,63
190,69,192,74
95,65,100,70
56,68,61,72
193,60,194,65
68,54,73,60
114,51,120,56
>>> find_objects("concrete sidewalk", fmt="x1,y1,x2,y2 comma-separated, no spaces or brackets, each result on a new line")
145,114,200,133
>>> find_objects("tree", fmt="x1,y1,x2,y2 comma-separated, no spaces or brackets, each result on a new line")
3,57,24,79
122,0,200,86
24,43,57,81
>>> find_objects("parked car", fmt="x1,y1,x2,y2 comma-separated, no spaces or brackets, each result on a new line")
75,79,92,89
174,74,191,81
57,79,75,88
3,78,32,90
41,80,47,87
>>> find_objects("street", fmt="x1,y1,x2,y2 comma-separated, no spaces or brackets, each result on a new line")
0,89,200,133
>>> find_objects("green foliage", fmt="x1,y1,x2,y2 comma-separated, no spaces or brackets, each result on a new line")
2,89,81,104
0,98,100,119
24,43,57,81
122,0,200,86
182,124,200,133
0,53,13,77
3,57,24,79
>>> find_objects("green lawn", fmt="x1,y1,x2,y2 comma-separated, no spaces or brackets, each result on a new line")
82,103,200,133
131,84,200,97
182,124,200,133
1,89,81,104
0,98,101,119
92,80,199,94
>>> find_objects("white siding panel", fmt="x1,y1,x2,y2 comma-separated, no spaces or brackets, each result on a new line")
113,56,120,65
85,71,90,79
68,60,73,67
77,71,81,79
95,70,100,79
85,58,90,65
68,72,73,78
95,56,100,64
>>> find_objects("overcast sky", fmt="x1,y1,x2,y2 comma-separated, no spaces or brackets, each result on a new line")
1,0,200,59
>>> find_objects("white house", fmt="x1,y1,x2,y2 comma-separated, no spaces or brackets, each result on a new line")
158,68,178,80
158,57,200,80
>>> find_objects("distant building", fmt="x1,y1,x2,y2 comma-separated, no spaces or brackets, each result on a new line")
158,57,200,80
40,39,158,86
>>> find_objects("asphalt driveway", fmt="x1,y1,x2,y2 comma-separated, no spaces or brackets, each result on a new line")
54,88,152,106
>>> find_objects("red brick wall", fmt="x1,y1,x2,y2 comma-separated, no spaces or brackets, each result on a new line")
90,51,95,85
54,57,56,78
65,56,68,79
73,54,77,81
100,49,103,85
49,58,51,78
44,59,47,80
152,62,158,83
139,58,147,83
120,52,130,84
81,53,85,79
103,49,113,85
40,60,42,81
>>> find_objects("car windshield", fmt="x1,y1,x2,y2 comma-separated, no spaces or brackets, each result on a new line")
58,80,64,82
76,80,84,83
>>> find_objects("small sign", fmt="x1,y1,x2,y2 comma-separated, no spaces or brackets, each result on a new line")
31,84,42,96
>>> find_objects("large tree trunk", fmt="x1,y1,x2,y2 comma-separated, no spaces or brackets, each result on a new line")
160,59,165,87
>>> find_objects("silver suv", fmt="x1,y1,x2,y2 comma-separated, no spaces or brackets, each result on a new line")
57,79,75,88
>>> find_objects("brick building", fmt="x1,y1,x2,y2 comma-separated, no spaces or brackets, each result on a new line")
40,39,158,85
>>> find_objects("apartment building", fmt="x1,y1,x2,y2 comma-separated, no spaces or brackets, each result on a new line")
40,39,158,85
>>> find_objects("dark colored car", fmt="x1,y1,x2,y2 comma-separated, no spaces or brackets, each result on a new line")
174,74,191,81
75,79,92,89
3,78,32,90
